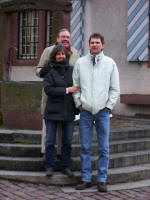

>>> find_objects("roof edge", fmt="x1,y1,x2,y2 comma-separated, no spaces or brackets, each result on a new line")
0,0,35,8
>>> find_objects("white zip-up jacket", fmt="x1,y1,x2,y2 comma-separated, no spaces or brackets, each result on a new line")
73,51,120,114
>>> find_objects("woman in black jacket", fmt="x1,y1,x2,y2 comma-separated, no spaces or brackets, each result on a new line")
43,45,78,177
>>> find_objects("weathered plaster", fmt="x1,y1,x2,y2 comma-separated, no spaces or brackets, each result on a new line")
83,0,150,117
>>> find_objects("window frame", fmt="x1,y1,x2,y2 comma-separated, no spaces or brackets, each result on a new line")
18,10,39,60
45,11,53,48
12,10,46,66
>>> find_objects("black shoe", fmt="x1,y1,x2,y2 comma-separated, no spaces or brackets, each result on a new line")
46,169,53,177
62,169,74,177
97,182,107,192
76,181,92,190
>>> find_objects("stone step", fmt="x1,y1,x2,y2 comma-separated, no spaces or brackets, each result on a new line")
0,163,150,185
1,138,150,157
0,150,150,171
62,178,150,192
110,138,150,154
110,126,150,141
73,150,150,170
107,163,150,184
1,127,150,144
0,129,41,144
109,149,150,168
0,143,42,157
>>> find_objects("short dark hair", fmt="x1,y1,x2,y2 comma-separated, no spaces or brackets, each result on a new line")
50,45,69,62
89,33,105,44
57,28,70,37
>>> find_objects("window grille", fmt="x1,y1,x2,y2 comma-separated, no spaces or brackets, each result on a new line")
46,11,53,47
19,11,39,59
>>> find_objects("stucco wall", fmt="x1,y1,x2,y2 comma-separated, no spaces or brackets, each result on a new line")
83,0,150,117
10,66,42,82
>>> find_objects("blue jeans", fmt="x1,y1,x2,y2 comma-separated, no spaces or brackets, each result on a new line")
45,120,74,172
79,109,110,183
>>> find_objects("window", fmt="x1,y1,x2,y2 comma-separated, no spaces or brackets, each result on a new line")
8,10,54,66
19,11,39,59
46,11,53,47
3,4,71,75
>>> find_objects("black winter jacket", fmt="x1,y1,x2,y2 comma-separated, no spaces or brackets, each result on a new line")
43,61,76,121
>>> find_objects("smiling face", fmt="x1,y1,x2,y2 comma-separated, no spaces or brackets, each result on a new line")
56,50,66,62
89,37,104,56
57,30,71,48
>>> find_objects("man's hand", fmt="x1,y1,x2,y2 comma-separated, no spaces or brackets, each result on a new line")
40,66,51,78
103,107,111,112
67,86,78,93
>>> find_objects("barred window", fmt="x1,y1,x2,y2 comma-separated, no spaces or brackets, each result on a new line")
19,11,39,59
46,11,53,47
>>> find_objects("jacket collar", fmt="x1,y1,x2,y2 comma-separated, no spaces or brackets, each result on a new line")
51,60,69,69
70,47,75,55
88,51,104,65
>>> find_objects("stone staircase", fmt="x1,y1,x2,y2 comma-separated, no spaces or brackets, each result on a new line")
0,126,150,185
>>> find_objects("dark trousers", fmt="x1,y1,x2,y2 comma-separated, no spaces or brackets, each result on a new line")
45,119,74,171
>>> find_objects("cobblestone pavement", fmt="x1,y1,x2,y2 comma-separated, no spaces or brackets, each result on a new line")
0,179,150,200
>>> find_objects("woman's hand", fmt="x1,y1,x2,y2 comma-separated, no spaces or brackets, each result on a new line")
78,105,82,110
67,86,78,93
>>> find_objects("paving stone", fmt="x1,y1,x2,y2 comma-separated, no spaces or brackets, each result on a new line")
91,194,105,200
0,179,150,200
53,198,68,200
125,190,145,197
81,197,96,200
36,197,50,200
118,190,137,198
110,198,123,200
135,198,150,200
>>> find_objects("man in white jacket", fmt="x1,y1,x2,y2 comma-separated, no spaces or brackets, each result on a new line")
73,33,120,192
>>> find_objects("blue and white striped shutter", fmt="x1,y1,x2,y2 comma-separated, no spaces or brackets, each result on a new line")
71,0,84,55
127,0,149,61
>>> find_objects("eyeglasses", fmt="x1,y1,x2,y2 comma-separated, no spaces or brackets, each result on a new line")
59,35,70,39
